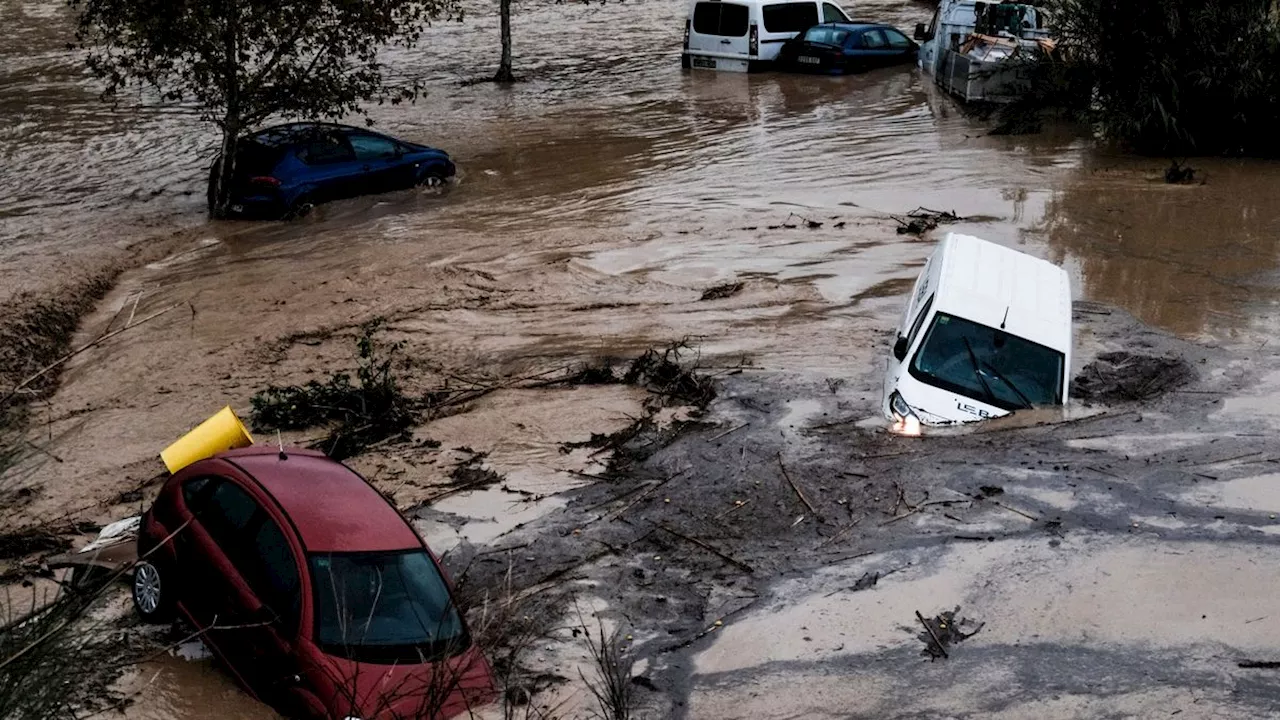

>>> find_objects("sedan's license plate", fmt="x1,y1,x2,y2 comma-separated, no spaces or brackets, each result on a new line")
692,56,717,69
799,56,821,64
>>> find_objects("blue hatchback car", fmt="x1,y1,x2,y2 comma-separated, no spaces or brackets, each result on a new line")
776,23,919,74
208,123,456,219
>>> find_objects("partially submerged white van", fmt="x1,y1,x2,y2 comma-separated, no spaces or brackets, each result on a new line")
682,0,853,72
882,233,1071,433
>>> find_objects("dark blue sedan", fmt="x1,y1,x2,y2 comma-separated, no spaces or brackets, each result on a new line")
776,23,919,75
209,123,456,219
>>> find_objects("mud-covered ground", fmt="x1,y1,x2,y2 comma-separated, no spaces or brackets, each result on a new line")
437,305,1280,719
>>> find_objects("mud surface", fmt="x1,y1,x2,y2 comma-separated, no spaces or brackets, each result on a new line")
464,307,1280,719
7,0,1280,716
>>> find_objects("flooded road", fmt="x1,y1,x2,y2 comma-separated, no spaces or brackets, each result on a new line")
6,0,1280,343
7,0,1280,717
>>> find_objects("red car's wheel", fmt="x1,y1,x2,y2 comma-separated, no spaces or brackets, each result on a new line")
131,559,175,623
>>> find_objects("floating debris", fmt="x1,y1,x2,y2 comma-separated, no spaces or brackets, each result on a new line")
700,282,744,301
894,207,963,236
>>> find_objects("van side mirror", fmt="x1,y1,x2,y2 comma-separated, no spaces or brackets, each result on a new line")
893,335,909,361
914,22,929,41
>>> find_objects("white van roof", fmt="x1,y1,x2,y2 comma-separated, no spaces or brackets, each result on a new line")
933,233,1071,353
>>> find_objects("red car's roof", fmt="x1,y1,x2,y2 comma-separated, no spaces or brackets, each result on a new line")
218,447,421,553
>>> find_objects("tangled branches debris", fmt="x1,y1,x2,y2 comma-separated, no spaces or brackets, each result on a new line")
623,342,716,410
250,319,415,459
0,558,150,718
894,208,964,236
915,607,984,660
1072,351,1195,403
699,282,744,302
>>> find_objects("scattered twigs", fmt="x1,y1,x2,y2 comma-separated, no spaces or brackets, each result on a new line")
988,499,1039,521
660,598,759,653
710,423,749,441
916,610,948,659
882,481,926,523
767,212,824,230
578,482,651,514
1,302,182,408
712,499,751,520
607,470,686,522
778,454,823,523
0,517,193,674
815,518,861,548
881,508,921,525
824,565,907,597
654,523,754,574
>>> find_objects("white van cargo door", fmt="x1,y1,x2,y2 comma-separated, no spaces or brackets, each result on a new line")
689,1,752,58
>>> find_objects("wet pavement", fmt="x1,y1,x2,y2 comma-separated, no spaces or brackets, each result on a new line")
7,0,1280,716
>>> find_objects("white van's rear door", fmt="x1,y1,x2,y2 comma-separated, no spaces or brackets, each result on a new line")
688,1,752,70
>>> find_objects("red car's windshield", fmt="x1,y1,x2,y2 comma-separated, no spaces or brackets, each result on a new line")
310,550,468,663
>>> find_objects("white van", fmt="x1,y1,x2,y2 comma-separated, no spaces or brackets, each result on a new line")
882,233,1071,433
682,0,853,72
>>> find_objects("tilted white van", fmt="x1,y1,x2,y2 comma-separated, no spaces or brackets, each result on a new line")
682,0,853,72
883,233,1071,433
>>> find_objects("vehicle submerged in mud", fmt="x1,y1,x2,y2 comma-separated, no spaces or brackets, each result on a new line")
914,0,1054,103
131,445,493,719
210,122,456,219
774,22,919,75
883,233,1071,433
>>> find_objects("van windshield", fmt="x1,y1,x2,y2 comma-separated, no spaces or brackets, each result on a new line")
909,312,1064,411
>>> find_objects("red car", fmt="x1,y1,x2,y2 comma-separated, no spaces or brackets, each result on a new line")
131,446,493,719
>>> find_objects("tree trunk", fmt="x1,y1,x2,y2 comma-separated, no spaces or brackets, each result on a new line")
211,124,238,219
495,0,514,82
212,0,241,219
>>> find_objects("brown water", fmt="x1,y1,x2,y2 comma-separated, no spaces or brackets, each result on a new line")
7,0,1280,716
6,0,1280,341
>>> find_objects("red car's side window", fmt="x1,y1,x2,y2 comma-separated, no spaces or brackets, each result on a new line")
180,475,215,513
248,515,302,634
184,476,303,636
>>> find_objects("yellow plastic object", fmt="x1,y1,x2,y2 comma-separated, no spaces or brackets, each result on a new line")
160,406,254,474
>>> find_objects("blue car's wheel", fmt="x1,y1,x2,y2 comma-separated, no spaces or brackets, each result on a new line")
416,164,452,188
285,194,315,220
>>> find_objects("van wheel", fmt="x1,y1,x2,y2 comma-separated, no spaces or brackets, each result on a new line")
132,560,175,623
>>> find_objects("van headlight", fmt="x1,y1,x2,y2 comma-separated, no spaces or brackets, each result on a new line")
889,392,922,436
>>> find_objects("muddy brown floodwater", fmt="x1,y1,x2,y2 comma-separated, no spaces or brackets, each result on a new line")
7,0,1280,716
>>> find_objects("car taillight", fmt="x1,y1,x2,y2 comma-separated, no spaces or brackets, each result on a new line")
749,24,759,56
250,176,281,187
683,19,691,50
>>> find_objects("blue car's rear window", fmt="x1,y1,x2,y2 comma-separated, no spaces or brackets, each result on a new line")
233,140,285,178
803,26,850,45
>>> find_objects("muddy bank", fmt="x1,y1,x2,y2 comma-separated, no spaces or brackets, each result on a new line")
444,304,1280,718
